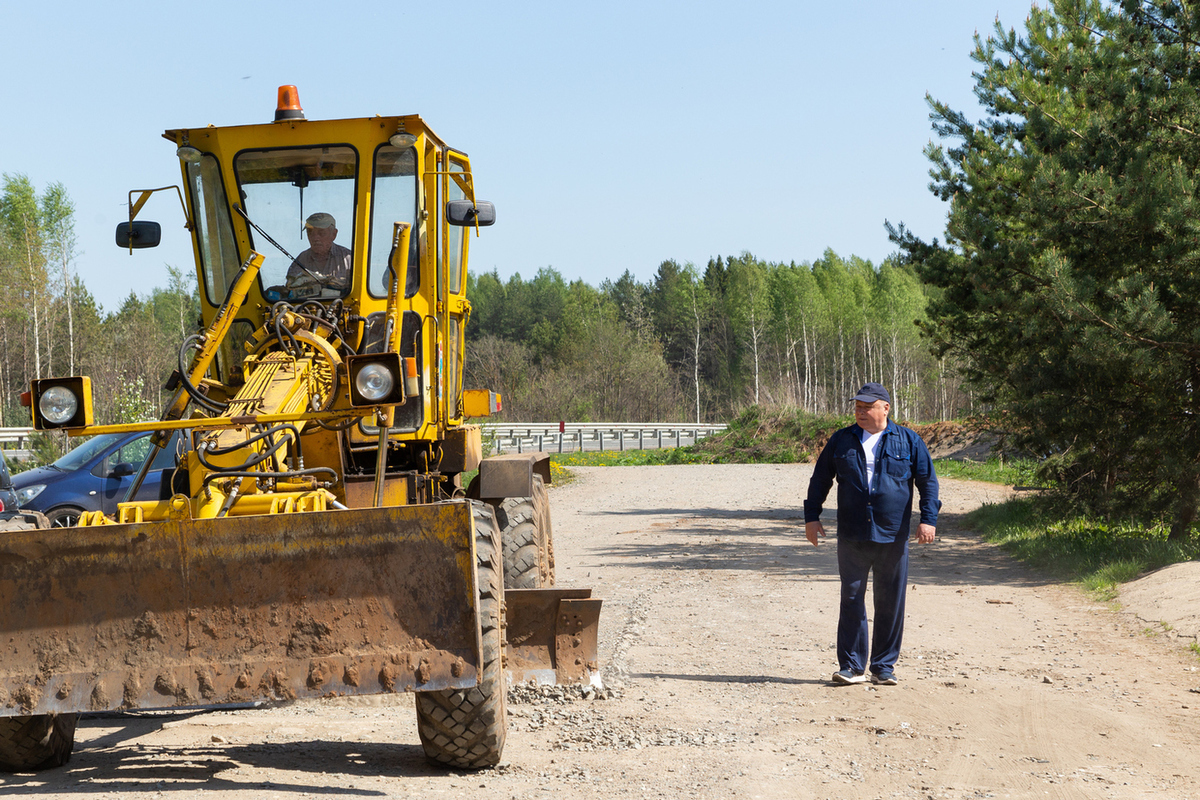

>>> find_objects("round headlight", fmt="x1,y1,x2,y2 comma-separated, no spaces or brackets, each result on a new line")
39,386,79,425
355,363,395,402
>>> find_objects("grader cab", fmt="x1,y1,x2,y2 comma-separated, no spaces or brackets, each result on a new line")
0,87,599,772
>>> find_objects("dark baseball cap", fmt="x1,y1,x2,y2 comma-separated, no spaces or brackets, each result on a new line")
851,382,890,403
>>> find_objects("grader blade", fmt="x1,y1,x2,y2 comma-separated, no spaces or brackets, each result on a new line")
0,502,485,717
504,588,602,686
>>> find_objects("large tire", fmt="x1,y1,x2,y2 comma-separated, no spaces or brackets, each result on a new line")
415,501,507,768
0,514,78,772
0,714,78,772
497,474,555,589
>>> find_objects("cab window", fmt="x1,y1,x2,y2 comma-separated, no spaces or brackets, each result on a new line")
368,145,419,298
185,154,239,306
447,159,468,295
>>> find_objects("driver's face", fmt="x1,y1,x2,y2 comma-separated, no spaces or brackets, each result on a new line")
306,225,337,257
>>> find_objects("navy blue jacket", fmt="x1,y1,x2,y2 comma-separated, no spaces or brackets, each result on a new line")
803,420,940,543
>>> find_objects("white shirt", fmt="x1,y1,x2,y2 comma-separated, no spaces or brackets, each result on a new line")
861,428,883,491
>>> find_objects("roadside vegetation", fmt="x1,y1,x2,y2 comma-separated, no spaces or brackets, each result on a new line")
931,457,1037,487
893,1,1200,543
964,499,1200,602
550,406,1038,484
548,406,844,473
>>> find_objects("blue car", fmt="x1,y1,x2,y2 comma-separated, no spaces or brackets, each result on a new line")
12,430,186,527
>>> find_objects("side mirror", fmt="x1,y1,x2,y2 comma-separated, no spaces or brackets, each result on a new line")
446,200,496,227
116,220,162,249
110,462,136,479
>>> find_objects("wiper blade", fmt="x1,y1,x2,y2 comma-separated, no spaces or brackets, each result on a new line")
234,205,298,263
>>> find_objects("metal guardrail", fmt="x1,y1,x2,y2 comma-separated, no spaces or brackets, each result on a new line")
479,423,727,455
0,427,36,461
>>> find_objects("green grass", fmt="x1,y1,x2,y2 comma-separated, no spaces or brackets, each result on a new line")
552,448,706,468
964,498,1200,600
932,456,1039,486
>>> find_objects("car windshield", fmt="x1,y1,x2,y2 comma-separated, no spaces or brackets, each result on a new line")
52,433,128,471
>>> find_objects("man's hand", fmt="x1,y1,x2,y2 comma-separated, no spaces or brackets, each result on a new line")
915,523,936,544
805,520,826,546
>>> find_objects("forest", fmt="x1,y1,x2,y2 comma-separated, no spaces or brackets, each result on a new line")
466,253,971,424
0,174,199,440
1,171,973,439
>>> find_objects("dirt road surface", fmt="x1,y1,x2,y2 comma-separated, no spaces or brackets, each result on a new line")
5,464,1199,799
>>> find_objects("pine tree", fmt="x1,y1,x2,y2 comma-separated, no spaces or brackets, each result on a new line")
892,0,1200,538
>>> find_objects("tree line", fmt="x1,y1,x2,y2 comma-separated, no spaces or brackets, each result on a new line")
0,173,198,435
3,172,974,446
465,251,975,424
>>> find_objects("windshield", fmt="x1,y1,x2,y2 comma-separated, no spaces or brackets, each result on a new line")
53,433,128,471
234,146,358,302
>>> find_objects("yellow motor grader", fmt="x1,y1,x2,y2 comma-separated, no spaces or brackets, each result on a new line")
0,87,598,772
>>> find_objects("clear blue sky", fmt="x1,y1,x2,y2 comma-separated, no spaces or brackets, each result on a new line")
2,0,1038,311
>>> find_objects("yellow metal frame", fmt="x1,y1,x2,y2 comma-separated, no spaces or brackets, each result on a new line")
159,115,476,446
125,185,193,253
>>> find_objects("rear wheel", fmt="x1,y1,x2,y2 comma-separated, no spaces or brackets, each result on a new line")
0,515,78,773
0,714,78,772
415,501,507,768
497,475,555,589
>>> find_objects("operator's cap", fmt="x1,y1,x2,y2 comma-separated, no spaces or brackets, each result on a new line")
851,382,890,403
305,212,336,229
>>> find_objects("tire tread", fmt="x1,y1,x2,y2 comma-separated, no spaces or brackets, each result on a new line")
414,502,507,768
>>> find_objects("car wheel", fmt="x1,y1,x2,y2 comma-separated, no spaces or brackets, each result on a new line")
45,508,83,528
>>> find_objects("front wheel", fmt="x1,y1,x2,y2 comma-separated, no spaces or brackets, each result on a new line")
0,512,78,772
414,501,507,768
45,507,83,528
0,713,78,772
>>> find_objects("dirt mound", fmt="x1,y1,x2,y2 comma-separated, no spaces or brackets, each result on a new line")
693,409,996,464
909,420,997,461
1118,561,1200,645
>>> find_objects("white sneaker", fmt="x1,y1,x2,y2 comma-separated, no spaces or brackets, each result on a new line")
832,669,867,684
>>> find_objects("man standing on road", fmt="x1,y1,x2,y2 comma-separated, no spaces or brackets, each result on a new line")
803,382,940,686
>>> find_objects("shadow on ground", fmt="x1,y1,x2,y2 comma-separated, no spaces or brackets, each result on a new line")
630,672,819,686
583,507,1050,590
0,714,451,796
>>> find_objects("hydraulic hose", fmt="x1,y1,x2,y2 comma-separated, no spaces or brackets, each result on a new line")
178,335,229,413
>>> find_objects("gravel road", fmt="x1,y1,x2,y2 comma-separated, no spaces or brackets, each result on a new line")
5,463,1199,799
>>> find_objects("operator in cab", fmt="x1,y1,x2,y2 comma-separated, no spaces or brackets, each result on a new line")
285,212,352,297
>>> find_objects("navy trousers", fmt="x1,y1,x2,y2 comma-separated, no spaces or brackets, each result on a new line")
836,537,909,674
